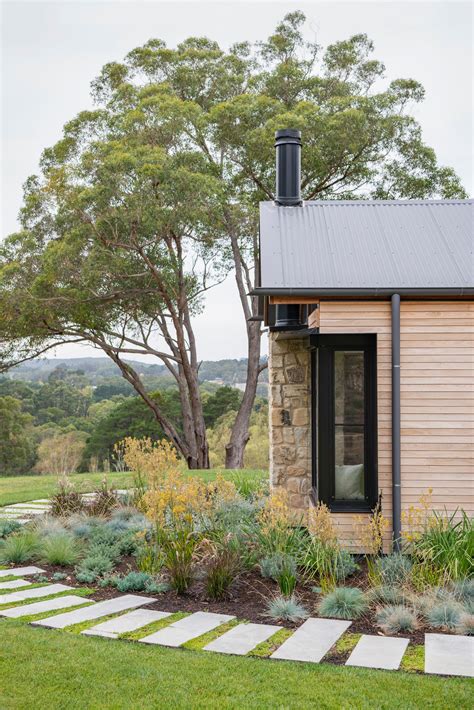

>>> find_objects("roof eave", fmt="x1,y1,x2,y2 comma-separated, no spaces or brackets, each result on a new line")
250,287,474,298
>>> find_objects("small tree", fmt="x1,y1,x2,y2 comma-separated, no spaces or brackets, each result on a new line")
0,396,36,475
35,430,87,476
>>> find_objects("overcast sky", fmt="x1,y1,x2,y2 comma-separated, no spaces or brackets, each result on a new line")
1,0,472,361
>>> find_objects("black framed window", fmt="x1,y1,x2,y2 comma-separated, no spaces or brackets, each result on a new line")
311,335,377,512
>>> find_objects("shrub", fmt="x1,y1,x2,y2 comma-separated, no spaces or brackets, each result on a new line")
76,569,99,584
259,553,297,596
366,585,407,606
52,571,68,581
75,553,114,579
67,515,95,539
256,489,305,557
427,602,463,630
301,538,341,591
50,478,85,517
376,553,412,586
116,571,151,592
376,605,418,634
86,479,119,517
0,520,21,538
452,579,474,602
318,587,368,620
407,508,473,582
266,594,309,623
40,532,81,566
456,613,474,636
145,579,170,594
0,531,40,564
335,550,359,581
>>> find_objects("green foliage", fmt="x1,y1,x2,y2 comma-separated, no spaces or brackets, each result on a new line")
366,585,407,606
411,510,473,582
376,553,413,586
0,396,36,475
75,553,114,580
40,532,81,566
319,587,368,620
116,571,152,592
229,470,267,501
203,543,241,600
259,552,298,596
456,613,474,636
0,519,21,538
334,550,359,581
203,386,242,428
301,538,342,591
50,478,85,517
266,594,309,622
0,530,40,564
427,602,463,630
376,605,418,634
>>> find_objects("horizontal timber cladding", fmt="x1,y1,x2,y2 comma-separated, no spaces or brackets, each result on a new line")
317,300,474,548
317,301,392,550
399,301,474,519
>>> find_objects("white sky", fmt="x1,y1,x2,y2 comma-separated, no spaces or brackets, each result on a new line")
1,0,472,361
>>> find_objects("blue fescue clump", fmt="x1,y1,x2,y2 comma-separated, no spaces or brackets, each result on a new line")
376,605,418,633
319,587,368,620
376,553,412,586
266,595,309,622
427,601,463,630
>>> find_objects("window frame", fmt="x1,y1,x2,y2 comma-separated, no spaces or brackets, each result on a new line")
311,334,378,513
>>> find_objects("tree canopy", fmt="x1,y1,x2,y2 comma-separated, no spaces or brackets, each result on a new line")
0,12,465,467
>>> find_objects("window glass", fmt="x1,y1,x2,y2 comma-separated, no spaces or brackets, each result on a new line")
334,351,365,500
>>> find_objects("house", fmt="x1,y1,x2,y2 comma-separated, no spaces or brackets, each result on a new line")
254,129,473,550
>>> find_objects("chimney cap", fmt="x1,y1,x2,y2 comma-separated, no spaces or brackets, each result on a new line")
275,128,301,146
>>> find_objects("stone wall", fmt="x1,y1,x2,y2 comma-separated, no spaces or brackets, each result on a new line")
269,333,312,510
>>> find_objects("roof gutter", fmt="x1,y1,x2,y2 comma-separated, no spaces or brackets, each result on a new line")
251,287,474,297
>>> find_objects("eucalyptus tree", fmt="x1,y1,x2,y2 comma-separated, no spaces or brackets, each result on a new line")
1,12,466,468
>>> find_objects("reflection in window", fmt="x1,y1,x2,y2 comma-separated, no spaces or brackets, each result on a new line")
334,351,365,501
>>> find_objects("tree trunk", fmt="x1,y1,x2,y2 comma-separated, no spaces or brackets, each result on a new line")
225,319,262,469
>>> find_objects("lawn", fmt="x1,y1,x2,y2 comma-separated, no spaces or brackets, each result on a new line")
0,469,267,506
1,620,472,710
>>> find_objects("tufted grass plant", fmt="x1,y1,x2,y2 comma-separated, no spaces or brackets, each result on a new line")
40,532,81,566
266,594,309,623
427,601,463,630
318,587,368,620
456,613,474,635
376,605,418,634
0,530,41,564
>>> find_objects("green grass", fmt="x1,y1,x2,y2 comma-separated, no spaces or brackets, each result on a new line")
182,618,241,651
248,627,294,657
400,645,425,673
120,611,189,641
0,469,267,506
1,621,472,710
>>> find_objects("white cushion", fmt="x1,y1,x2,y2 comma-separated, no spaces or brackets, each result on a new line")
335,464,364,500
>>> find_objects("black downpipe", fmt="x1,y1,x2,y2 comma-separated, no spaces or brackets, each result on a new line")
391,294,401,551
274,129,302,328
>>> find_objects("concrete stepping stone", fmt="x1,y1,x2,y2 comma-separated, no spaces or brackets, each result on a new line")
346,635,409,670
271,618,351,663
140,611,235,647
7,503,50,509
33,594,155,629
0,566,45,578
30,499,51,504
204,623,281,655
0,583,74,605
425,633,474,677
0,579,31,591
3,508,46,516
1,595,88,618
82,609,171,639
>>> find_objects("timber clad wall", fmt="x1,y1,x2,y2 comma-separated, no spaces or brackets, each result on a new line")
400,302,474,518
269,299,474,552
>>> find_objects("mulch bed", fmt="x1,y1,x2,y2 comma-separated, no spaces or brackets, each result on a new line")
32,558,429,644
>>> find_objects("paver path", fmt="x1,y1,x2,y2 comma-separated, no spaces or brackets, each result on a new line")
204,622,281,655
140,611,235,647
1,595,89,618
0,566,45,578
271,618,351,663
0,579,31,591
346,635,410,670
82,609,171,639
0,583,74,605
425,633,474,678
34,594,156,629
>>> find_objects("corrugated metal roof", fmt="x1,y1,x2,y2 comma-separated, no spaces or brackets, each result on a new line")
258,199,474,293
